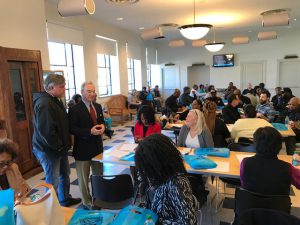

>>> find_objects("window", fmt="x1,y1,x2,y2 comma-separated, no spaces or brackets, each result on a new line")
147,64,161,88
127,58,142,91
97,54,115,96
127,58,135,91
48,41,85,101
96,35,120,96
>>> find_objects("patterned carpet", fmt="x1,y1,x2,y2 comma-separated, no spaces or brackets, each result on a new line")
26,120,300,225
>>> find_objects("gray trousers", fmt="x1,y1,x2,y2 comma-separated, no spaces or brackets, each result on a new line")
75,160,103,206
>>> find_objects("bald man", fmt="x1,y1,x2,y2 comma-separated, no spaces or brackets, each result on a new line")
284,97,300,155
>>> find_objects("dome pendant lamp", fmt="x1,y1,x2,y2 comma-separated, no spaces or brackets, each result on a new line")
178,0,212,40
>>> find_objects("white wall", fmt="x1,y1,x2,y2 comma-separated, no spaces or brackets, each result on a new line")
0,0,49,68
45,1,147,96
154,29,300,93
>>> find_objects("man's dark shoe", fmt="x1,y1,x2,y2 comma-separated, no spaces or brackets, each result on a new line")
60,197,81,207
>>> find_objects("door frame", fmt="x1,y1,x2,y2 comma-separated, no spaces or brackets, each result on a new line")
240,60,266,90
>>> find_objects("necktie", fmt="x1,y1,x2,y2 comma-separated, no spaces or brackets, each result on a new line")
89,104,97,125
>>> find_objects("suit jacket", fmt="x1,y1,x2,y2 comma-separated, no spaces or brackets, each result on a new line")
68,101,104,161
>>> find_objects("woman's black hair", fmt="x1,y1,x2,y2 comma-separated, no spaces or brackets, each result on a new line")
244,104,256,118
135,133,186,186
137,105,155,125
253,127,282,156
0,138,18,160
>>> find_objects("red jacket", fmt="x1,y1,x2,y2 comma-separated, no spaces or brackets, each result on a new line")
134,122,161,138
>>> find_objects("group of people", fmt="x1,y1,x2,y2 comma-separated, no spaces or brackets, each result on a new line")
163,81,300,155
1,75,300,224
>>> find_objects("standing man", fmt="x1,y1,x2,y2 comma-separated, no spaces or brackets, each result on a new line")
32,74,81,206
68,82,105,209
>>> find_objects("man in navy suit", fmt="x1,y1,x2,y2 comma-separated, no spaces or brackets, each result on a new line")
68,81,105,209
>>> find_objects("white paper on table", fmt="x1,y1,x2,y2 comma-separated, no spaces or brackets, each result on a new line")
236,154,254,163
119,144,138,152
207,162,229,172
180,148,191,155
107,150,129,158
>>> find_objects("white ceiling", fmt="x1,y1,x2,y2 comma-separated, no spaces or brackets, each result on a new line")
51,0,300,40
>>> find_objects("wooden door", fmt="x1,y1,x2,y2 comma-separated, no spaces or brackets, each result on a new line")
278,59,300,98
8,62,40,174
240,61,266,90
0,47,43,177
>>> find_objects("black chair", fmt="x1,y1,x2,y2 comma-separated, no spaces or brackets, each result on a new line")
90,174,134,209
237,137,253,144
228,142,256,153
219,142,256,189
237,208,300,225
233,187,291,224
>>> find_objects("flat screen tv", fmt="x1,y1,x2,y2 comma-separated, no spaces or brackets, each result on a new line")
213,54,234,67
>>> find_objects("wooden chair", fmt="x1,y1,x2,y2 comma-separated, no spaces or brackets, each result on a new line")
106,95,131,125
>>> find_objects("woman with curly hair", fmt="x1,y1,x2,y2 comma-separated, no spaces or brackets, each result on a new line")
0,138,30,200
135,133,199,225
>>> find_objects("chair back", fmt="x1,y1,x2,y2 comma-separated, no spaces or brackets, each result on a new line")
90,174,134,206
237,208,300,225
228,142,256,153
237,137,253,144
234,188,291,218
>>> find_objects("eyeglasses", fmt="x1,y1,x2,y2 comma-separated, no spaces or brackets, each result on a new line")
0,160,13,168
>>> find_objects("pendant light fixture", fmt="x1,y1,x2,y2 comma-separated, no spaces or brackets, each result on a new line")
178,0,212,40
205,27,225,52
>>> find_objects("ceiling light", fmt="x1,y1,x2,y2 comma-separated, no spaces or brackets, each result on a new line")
192,39,208,47
58,0,95,17
178,0,212,40
258,31,277,41
139,27,144,30
116,17,123,21
261,9,290,27
168,40,185,48
105,0,139,4
232,36,249,45
205,27,225,52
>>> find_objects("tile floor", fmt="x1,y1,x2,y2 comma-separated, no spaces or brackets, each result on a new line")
26,121,300,225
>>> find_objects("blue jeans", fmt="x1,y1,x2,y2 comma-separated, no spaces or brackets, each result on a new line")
33,148,71,203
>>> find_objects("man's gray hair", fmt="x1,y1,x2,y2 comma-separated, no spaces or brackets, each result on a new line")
44,74,65,91
81,81,94,91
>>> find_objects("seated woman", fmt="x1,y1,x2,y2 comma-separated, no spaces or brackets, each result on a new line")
231,104,272,142
203,101,230,147
240,126,300,195
173,99,203,122
0,138,30,199
134,105,161,143
135,134,199,225
178,109,214,148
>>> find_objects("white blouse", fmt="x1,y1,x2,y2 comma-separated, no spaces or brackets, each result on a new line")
185,132,200,148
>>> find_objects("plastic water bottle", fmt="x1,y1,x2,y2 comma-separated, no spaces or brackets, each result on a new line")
144,214,155,225
285,116,290,127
